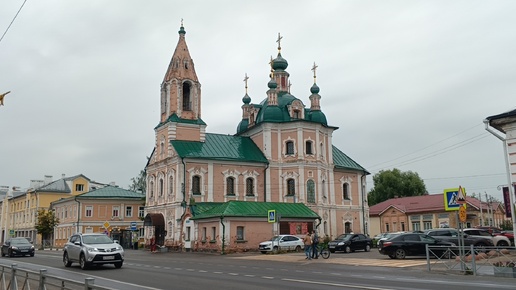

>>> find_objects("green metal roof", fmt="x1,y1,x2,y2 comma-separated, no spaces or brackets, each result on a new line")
77,186,145,199
190,201,320,220
332,145,369,174
155,113,207,129
171,133,268,163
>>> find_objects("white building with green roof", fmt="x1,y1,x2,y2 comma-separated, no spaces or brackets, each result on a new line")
144,23,369,251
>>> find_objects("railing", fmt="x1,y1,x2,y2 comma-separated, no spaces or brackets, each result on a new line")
0,264,111,290
425,245,516,277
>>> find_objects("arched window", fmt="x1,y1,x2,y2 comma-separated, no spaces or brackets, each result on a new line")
345,222,352,233
287,179,296,196
159,178,164,196
306,180,315,203
343,183,350,200
246,178,254,196
226,177,235,195
192,176,201,195
182,82,191,111
305,141,313,155
169,176,174,195
286,141,294,155
149,181,154,197
293,110,300,119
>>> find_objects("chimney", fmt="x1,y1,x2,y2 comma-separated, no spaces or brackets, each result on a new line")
44,175,53,185
61,173,66,178
30,179,44,189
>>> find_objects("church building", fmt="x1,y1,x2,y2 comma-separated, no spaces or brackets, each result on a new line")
144,23,369,252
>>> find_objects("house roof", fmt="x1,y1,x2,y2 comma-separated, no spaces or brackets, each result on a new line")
77,186,144,199
171,133,268,164
332,146,369,174
369,194,504,216
34,178,71,193
485,108,516,134
190,201,320,220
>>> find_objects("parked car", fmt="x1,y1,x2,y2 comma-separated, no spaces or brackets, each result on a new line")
424,228,493,247
475,226,503,235
63,233,124,269
1,237,35,257
500,231,515,246
378,232,456,259
259,234,304,254
462,228,510,247
328,233,372,253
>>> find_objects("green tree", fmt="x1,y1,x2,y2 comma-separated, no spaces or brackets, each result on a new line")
35,210,59,245
367,168,426,206
129,169,146,193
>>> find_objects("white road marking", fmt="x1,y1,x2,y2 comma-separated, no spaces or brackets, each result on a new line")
283,278,398,290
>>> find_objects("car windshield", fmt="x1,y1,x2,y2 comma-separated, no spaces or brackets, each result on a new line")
336,234,353,240
10,238,31,245
82,235,114,244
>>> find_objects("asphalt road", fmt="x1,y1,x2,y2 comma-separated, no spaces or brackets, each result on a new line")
0,249,514,290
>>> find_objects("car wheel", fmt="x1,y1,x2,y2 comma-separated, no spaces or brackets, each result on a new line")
365,245,371,252
295,245,302,252
1,251,5,257
8,249,13,257
395,248,406,259
30,253,34,257
345,246,351,253
497,241,509,247
79,254,89,270
63,252,72,267
272,246,279,254
114,262,123,269
388,254,396,259
330,249,335,253
260,251,267,254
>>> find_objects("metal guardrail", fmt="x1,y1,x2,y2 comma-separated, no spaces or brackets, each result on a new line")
0,264,112,290
425,245,516,276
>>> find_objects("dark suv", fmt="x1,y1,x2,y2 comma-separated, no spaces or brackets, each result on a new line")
63,233,124,269
424,228,493,247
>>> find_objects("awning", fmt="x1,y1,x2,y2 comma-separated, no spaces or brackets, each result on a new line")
144,213,165,227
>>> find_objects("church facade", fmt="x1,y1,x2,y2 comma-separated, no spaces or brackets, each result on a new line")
144,24,369,251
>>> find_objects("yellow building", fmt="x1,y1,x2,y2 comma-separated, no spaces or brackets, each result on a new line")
0,174,107,247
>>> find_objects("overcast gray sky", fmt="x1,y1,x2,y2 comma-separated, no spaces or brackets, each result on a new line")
1,1,515,201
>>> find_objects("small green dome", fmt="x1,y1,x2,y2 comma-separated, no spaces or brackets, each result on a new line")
237,119,249,134
178,25,186,35
268,78,277,89
272,53,288,71
262,105,283,121
242,93,251,104
310,83,320,94
309,110,327,125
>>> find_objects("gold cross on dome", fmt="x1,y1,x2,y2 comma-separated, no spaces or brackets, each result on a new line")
276,33,283,52
311,62,318,81
243,73,249,93
181,18,183,26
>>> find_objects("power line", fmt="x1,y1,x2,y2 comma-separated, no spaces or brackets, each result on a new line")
0,0,28,44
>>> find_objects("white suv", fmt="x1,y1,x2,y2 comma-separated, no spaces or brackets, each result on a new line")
63,233,124,269
463,228,511,247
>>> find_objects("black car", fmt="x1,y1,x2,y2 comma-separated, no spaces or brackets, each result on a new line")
328,233,372,253
1,237,35,257
378,232,455,259
424,228,493,247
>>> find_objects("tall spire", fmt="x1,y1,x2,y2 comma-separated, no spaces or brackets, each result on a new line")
163,20,198,83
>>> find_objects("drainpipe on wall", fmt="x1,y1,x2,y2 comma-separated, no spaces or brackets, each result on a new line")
74,196,80,233
263,163,269,202
180,157,187,246
484,119,516,249
220,215,225,255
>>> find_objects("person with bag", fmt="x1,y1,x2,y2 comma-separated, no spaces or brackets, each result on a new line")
311,230,319,259
303,231,312,260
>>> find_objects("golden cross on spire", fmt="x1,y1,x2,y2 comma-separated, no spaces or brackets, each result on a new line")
269,56,274,78
288,80,292,93
243,73,249,94
181,18,184,26
276,33,283,52
311,62,318,82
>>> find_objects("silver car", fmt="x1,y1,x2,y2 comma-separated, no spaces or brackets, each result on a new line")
63,233,124,269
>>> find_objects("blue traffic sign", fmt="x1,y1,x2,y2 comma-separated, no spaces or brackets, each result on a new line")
130,222,137,230
267,210,276,223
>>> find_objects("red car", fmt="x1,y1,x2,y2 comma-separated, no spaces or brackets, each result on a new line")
500,231,514,246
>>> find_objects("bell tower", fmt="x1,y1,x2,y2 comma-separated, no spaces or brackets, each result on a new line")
158,21,206,142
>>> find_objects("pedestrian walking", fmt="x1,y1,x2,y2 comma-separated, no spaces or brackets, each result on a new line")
311,230,319,259
303,231,312,260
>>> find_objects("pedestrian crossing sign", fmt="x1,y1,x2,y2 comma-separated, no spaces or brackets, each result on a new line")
268,210,276,223
444,187,467,211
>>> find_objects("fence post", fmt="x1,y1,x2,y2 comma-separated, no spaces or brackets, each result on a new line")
38,269,47,290
10,264,18,290
84,278,94,290
470,245,476,276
